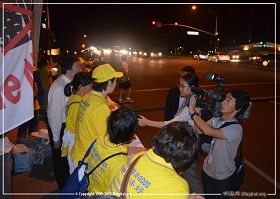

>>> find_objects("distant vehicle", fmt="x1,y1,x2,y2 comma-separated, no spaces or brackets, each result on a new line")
138,50,148,58
193,54,199,60
249,55,261,62
252,53,280,67
150,51,162,59
144,50,162,59
230,54,240,62
208,52,230,62
198,52,209,60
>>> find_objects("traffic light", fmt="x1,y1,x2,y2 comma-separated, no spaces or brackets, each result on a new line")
152,21,162,28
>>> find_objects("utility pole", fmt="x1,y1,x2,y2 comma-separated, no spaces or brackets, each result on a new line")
46,2,52,62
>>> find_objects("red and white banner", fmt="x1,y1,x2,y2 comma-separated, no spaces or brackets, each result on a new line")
1,0,34,134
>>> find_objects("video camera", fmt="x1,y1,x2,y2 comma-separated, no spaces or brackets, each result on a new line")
191,72,227,117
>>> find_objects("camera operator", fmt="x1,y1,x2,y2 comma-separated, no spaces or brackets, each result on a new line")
188,89,250,198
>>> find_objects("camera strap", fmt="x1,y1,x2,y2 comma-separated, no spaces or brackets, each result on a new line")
218,121,240,129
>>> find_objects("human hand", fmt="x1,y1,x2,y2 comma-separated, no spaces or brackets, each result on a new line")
137,115,149,127
189,193,205,199
109,103,120,111
189,95,197,115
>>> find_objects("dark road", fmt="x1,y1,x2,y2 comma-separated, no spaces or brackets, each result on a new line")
113,56,280,197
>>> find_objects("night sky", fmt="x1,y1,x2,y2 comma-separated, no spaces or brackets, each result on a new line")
48,3,277,52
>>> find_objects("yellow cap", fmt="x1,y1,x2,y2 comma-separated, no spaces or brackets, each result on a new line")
92,64,123,83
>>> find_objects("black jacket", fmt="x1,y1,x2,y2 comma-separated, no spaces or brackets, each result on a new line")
164,87,180,121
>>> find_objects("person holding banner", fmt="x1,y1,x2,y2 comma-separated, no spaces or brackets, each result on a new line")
47,56,82,188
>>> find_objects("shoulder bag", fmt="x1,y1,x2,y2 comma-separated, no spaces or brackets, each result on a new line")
120,154,143,199
60,140,126,199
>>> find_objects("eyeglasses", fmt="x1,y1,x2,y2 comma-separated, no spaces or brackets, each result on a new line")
177,84,189,89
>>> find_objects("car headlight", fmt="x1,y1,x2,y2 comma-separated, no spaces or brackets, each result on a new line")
233,55,239,59
144,52,147,56
151,52,154,56
50,68,58,76
159,52,162,56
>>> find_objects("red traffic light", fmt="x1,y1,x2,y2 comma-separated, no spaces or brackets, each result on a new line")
152,21,162,28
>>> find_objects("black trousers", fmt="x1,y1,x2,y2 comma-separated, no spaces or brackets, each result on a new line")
46,121,70,189
17,109,39,141
202,170,235,199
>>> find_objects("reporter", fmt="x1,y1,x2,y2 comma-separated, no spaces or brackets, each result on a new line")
164,66,196,120
189,89,250,198
138,73,199,128
137,73,203,193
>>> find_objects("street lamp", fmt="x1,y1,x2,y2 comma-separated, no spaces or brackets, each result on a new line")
191,5,197,10
192,5,218,52
82,34,87,50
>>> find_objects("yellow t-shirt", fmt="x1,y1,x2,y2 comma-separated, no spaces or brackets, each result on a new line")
61,95,81,157
71,90,111,164
87,135,128,193
65,94,81,133
109,149,189,199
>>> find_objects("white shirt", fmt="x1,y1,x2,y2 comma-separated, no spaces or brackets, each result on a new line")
47,75,71,142
164,96,194,127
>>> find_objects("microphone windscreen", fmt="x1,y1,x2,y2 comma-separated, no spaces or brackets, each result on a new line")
205,72,214,81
